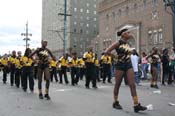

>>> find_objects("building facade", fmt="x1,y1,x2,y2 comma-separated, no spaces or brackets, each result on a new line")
42,0,70,57
69,0,102,56
42,0,102,57
97,0,173,55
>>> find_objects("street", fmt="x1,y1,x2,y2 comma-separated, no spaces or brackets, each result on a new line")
0,73,175,116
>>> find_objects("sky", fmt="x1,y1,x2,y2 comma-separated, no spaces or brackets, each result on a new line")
0,0,42,55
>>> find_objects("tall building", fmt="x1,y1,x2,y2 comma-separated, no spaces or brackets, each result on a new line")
42,0,70,57
97,0,173,54
42,0,102,57
69,0,102,56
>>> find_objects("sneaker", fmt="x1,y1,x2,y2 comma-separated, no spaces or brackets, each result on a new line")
150,84,154,88
39,93,43,99
44,94,51,100
92,86,98,89
113,101,122,109
154,85,159,89
85,86,90,89
134,103,147,113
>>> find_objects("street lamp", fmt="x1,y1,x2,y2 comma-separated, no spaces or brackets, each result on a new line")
21,22,32,49
163,0,175,47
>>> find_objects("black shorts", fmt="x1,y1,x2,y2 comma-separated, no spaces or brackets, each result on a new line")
38,63,49,70
115,62,132,72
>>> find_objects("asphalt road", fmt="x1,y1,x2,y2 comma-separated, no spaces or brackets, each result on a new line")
0,73,175,116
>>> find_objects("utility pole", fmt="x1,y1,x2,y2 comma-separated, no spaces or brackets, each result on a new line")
58,0,71,54
163,0,175,47
21,22,32,49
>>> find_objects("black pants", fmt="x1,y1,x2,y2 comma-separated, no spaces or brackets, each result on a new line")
95,66,100,81
10,65,16,86
33,66,38,79
71,67,79,85
22,66,34,91
15,68,22,88
162,65,169,84
50,67,58,82
85,62,96,87
79,68,85,80
102,64,111,82
2,66,9,83
169,65,175,84
60,66,69,84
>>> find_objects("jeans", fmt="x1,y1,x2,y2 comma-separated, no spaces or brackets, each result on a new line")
134,72,140,84
142,63,148,79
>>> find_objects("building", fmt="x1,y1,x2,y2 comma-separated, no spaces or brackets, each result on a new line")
97,0,173,55
42,0,102,57
42,0,70,57
69,0,102,56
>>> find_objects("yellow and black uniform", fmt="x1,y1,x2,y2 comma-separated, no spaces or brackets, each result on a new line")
21,56,34,92
69,57,79,85
59,56,69,84
9,55,16,86
94,56,100,82
107,55,112,83
1,57,9,84
101,54,109,83
83,51,97,88
78,58,85,80
50,59,58,82
115,39,133,71
29,41,55,100
15,56,23,88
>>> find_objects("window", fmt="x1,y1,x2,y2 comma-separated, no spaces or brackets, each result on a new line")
86,38,89,42
148,31,153,45
86,24,89,27
126,6,129,15
86,30,89,34
153,31,158,44
158,29,163,44
74,8,77,12
87,9,89,14
151,10,158,20
74,28,77,33
118,9,121,16
94,4,97,8
94,18,97,21
74,22,77,25
152,0,158,7
94,11,97,15
86,16,90,20
143,0,147,9
80,8,83,12
94,24,97,28
80,23,83,27
112,12,115,18
86,3,90,7
80,29,83,34
134,3,137,11
80,16,83,20
106,14,109,20
74,37,77,43
80,44,83,48
74,15,77,19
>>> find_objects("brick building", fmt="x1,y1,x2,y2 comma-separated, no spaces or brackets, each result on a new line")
96,0,173,55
